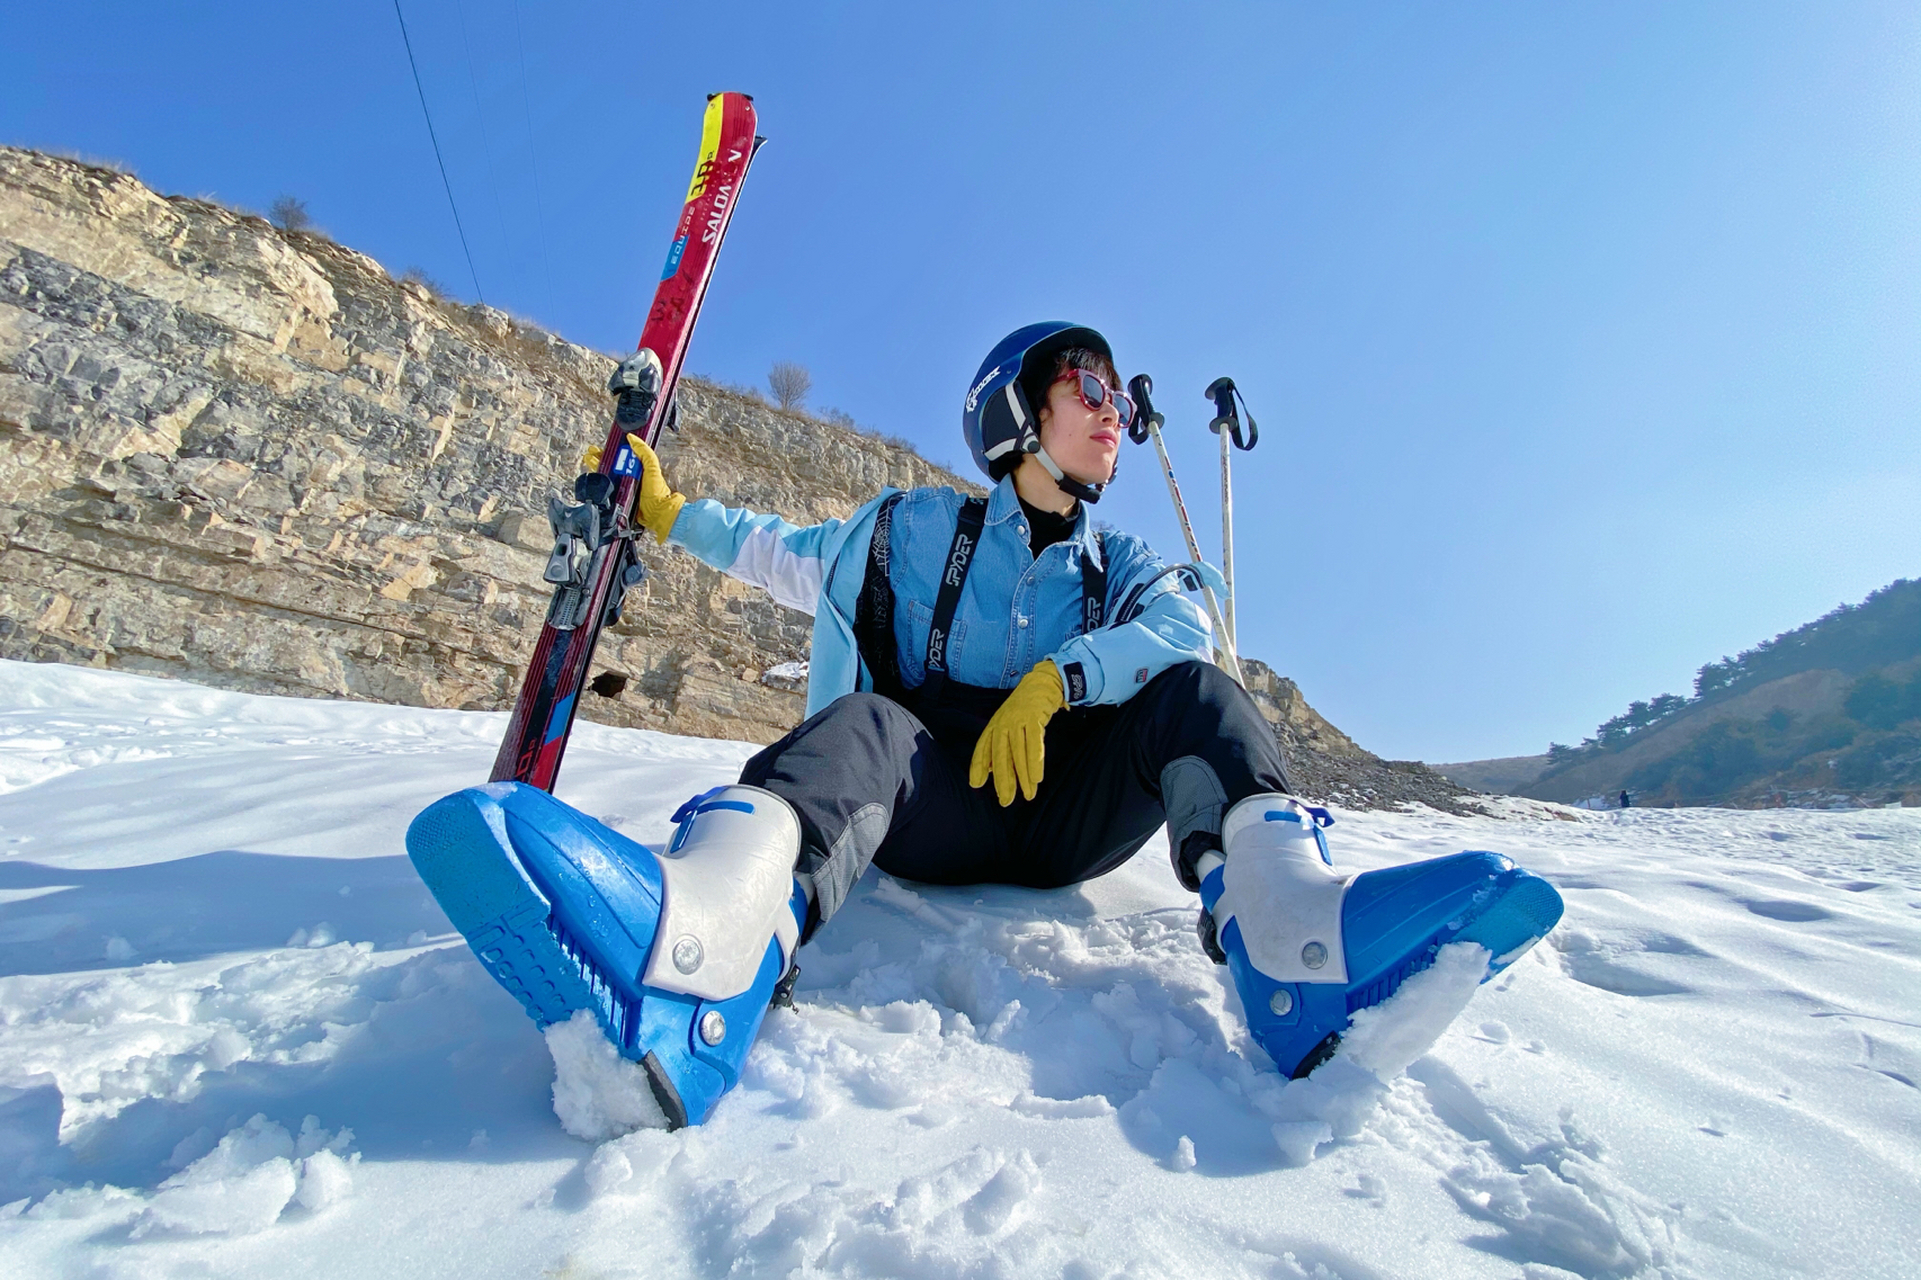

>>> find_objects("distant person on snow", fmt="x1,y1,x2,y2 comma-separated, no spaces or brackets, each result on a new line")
1620,790,1632,809
408,323,1566,1128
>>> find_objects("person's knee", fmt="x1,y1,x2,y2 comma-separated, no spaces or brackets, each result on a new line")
809,691,928,752
1143,659,1244,708
827,690,916,731
1138,661,1285,775
743,692,918,786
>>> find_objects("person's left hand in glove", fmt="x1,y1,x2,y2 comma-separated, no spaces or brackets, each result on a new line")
969,660,1068,807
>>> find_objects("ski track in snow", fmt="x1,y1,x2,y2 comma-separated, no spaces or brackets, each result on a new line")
0,661,1916,1279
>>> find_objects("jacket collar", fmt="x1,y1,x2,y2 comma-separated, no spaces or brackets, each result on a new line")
987,475,1105,569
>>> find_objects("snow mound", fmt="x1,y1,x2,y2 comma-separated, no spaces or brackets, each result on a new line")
546,1009,670,1140
1338,939,1491,1079
760,660,810,690
1,939,401,1145
13,1113,360,1243
138,1113,355,1237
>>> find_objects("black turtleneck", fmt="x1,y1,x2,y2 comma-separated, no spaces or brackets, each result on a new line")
1018,497,1079,557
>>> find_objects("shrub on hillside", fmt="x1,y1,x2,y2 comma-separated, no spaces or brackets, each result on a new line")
401,267,447,299
1844,671,1921,732
1624,711,1860,804
1835,732,1921,789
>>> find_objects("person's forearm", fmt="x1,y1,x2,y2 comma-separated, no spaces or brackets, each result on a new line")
1050,591,1213,706
670,500,838,616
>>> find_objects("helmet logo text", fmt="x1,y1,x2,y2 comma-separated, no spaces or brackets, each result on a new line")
965,366,1004,414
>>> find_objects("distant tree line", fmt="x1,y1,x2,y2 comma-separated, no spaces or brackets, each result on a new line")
1619,665,1921,803
1545,578,1920,770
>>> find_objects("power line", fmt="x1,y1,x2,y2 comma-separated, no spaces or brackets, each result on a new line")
509,0,552,286
392,0,485,304
454,0,512,256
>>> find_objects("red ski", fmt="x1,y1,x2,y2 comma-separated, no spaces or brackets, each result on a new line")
491,92,762,789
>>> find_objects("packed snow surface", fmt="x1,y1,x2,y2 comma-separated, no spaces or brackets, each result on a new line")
1,660,1917,1279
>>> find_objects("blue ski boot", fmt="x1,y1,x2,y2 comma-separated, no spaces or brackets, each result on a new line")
1197,794,1564,1079
406,782,806,1128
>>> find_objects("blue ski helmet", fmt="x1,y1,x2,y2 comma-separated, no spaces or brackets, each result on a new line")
962,322,1117,486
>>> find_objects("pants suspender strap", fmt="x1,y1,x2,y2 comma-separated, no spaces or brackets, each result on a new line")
1081,533,1107,636
1058,533,1109,706
854,493,906,699
919,497,987,703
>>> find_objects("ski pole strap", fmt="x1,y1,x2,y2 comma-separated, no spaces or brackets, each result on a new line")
919,497,987,702
854,493,907,700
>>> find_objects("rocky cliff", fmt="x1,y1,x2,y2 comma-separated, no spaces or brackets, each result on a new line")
0,147,1472,811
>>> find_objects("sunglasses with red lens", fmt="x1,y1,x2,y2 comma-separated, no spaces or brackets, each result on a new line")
1050,370,1136,427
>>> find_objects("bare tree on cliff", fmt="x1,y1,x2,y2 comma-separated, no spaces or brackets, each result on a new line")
270,197,311,233
768,362,811,411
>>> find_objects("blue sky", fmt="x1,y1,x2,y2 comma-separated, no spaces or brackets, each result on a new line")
9,2,1918,762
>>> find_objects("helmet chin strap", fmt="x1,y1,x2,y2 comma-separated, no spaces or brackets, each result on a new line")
1034,445,1107,505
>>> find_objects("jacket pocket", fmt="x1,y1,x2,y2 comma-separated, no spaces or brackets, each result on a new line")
900,597,966,689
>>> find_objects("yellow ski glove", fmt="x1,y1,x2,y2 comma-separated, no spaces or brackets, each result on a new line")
969,660,1068,807
580,432,686,545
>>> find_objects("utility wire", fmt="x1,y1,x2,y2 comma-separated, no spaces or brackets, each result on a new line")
509,0,553,286
393,0,485,304
454,0,513,263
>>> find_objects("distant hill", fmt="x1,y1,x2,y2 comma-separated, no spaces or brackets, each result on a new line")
1430,755,1550,794
1516,579,1921,808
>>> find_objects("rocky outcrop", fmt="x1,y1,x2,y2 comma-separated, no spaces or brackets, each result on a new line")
0,147,959,743
0,147,1468,812
1238,657,1363,760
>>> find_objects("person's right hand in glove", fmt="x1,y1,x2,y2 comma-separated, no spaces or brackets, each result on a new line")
969,660,1068,806
581,431,685,545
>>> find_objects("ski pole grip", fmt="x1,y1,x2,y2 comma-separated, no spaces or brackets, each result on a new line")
1126,373,1161,444
1206,377,1237,437
1205,376,1258,450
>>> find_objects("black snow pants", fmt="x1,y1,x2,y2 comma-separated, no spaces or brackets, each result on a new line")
737,659,1291,929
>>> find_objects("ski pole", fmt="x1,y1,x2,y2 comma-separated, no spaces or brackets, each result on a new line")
1204,377,1258,659
1127,374,1244,686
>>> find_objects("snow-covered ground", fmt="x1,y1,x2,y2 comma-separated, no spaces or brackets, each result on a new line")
1,661,1916,1280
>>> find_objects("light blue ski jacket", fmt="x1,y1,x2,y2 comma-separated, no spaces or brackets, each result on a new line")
667,475,1214,716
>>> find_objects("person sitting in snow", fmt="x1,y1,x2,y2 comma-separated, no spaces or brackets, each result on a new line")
408,323,1564,1128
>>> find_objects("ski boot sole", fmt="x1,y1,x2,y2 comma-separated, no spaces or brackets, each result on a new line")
406,785,688,1125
